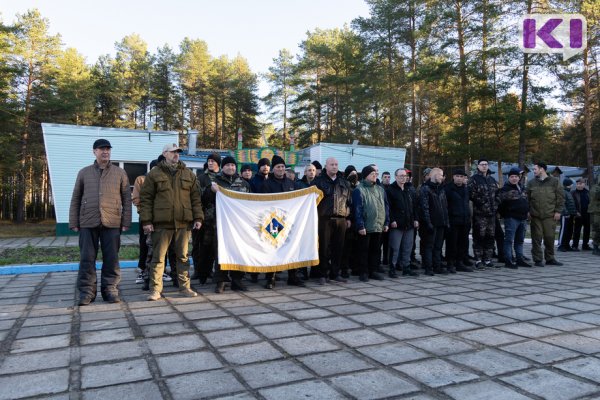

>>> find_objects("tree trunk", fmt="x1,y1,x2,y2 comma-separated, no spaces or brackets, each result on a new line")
455,0,470,165
518,0,533,168
583,46,594,183
214,96,219,148
409,0,417,173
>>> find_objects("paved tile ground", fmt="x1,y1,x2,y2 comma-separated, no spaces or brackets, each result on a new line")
1,244,600,399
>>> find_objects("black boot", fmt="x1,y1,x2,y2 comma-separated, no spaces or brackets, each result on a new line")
402,265,419,277
388,267,398,279
593,245,600,256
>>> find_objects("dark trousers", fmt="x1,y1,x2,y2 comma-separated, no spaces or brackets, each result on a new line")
573,214,591,247
559,215,575,248
446,224,469,265
138,222,149,270
472,215,495,261
421,226,445,269
381,231,390,265
411,228,420,262
357,232,382,275
192,225,216,280
78,227,121,299
318,217,347,279
495,217,505,259
341,229,359,274
214,266,244,284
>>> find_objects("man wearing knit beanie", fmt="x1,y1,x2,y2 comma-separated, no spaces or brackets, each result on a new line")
312,160,323,177
240,164,253,182
207,152,222,168
191,152,222,283
250,158,270,193
261,154,305,288
210,155,251,293
220,156,237,169
352,164,389,282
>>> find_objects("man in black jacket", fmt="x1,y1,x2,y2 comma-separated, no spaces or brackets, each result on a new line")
311,158,352,284
498,168,531,269
444,168,473,273
419,168,450,276
262,155,305,288
387,168,419,278
192,152,221,284
572,178,591,250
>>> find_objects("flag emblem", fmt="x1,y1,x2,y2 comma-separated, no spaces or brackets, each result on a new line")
259,208,289,247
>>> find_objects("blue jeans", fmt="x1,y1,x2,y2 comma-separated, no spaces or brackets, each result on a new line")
389,227,414,269
503,218,526,263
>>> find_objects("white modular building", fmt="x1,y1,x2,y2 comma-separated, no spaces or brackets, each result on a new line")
42,123,179,235
298,142,406,177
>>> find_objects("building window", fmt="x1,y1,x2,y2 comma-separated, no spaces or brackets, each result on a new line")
111,161,149,186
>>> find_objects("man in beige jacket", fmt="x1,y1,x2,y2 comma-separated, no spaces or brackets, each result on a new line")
69,139,132,306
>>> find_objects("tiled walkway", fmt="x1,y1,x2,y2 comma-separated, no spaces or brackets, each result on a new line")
1,246,600,399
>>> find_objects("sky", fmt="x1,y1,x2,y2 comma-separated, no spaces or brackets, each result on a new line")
0,0,371,94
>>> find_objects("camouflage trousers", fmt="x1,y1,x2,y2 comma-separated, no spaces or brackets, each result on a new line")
592,213,600,246
472,215,495,261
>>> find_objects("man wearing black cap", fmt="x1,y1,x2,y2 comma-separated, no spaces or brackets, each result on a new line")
468,158,499,269
262,154,305,288
352,164,389,281
558,178,577,252
192,152,221,283
527,162,564,266
250,158,270,193
444,168,473,272
208,156,251,293
498,168,531,268
69,139,132,305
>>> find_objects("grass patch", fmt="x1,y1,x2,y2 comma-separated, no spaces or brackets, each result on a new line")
0,220,56,238
0,245,140,266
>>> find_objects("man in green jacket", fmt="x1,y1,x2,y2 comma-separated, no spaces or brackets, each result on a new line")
352,165,389,282
526,162,565,267
588,173,600,255
140,143,204,300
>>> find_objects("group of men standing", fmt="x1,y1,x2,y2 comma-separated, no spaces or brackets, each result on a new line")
69,139,600,306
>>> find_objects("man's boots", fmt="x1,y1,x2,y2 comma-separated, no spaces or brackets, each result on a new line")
593,244,600,256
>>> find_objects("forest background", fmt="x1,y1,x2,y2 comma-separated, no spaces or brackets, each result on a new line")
0,0,598,223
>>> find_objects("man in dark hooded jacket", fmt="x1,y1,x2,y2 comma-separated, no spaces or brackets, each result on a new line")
498,168,531,269
419,168,450,276
444,168,473,273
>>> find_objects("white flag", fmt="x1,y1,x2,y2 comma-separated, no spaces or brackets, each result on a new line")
216,186,323,272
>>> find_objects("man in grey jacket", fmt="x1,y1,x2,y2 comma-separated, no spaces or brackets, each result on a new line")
69,139,132,306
